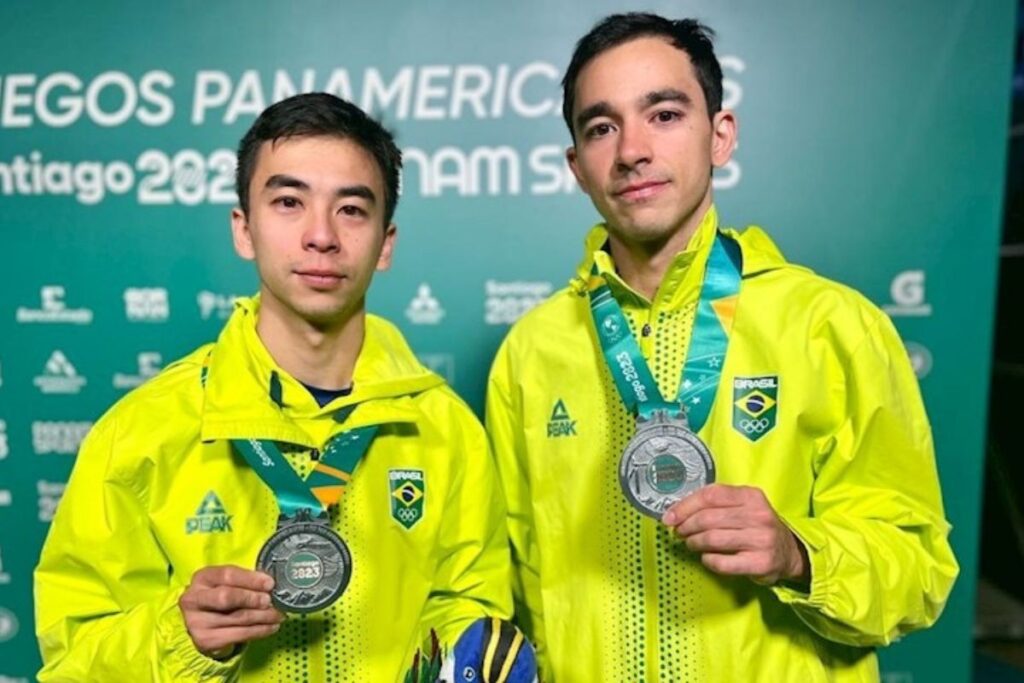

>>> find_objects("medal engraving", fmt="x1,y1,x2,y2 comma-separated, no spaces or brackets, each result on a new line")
256,509,352,613
619,410,715,518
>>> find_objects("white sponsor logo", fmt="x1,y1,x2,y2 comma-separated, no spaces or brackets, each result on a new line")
37,480,66,522
197,290,240,320
0,545,10,585
484,280,552,325
904,342,933,379
405,283,445,325
0,608,17,643
0,420,7,460
883,270,932,317
15,285,93,324
0,360,3,388
113,352,162,390
0,490,10,507
0,676,30,683
32,421,92,455
418,353,455,383
124,287,169,321
33,350,87,394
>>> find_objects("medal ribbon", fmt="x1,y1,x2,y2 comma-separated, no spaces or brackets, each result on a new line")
588,233,742,430
233,425,379,518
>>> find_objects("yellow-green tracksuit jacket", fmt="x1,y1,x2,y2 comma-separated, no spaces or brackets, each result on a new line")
485,207,958,682
35,297,512,682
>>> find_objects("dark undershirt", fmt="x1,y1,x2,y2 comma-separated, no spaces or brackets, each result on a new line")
301,382,353,408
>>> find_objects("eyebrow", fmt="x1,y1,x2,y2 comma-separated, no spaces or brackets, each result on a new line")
264,174,377,203
264,174,309,192
644,88,692,109
575,102,614,132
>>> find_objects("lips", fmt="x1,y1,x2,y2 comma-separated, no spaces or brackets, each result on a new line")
295,268,345,288
615,179,669,202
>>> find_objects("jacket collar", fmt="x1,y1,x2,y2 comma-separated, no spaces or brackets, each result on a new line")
569,205,791,309
199,296,442,444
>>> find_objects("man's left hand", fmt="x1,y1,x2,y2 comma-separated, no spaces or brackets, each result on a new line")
662,484,809,587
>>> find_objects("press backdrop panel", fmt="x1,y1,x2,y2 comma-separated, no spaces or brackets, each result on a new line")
0,2,1013,681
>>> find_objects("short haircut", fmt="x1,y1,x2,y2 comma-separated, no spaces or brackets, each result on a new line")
236,93,402,224
561,13,723,139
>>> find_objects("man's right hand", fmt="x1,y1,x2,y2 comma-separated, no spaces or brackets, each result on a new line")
179,565,285,658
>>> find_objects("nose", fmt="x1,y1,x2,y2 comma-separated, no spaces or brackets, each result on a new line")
615,119,652,172
302,209,340,253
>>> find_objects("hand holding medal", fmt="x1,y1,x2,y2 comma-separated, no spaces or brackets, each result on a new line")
662,484,810,587
179,565,283,658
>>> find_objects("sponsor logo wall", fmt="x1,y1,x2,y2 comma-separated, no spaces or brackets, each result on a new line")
0,1,1012,680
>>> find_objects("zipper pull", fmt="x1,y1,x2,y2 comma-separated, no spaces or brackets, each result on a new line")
641,323,652,337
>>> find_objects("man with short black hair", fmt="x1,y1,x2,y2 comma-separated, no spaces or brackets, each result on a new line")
36,93,512,681
487,13,958,681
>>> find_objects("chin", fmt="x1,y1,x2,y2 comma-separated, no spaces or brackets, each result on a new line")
611,220,678,245
289,300,353,328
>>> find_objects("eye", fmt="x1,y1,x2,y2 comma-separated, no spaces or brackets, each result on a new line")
273,196,301,209
584,122,614,139
653,109,682,124
339,204,367,217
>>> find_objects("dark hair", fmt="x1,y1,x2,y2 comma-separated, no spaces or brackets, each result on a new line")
561,13,723,138
236,92,402,224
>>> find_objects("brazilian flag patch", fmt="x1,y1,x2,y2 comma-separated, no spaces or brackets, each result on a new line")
732,376,778,442
390,469,425,530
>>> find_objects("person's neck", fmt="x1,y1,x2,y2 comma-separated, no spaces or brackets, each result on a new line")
255,296,364,391
608,202,712,301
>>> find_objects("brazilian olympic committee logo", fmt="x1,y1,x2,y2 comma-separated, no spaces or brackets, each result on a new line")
389,469,425,530
732,376,778,442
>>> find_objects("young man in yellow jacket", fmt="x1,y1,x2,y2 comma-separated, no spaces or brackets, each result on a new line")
35,93,512,681
485,13,958,682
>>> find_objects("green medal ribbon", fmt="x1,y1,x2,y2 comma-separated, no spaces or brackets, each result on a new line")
233,425,379,519
588,233,742,430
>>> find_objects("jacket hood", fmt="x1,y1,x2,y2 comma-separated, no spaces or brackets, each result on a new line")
200,296,443,444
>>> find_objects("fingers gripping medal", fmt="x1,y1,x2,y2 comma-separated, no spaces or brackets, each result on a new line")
233,426,380,613
587,233,741,517
619,409,715,518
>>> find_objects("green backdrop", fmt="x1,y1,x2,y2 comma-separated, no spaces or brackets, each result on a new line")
0,2,1013,681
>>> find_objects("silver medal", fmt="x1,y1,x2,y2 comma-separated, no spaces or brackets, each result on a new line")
619,409,715,518
256,510,352,613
